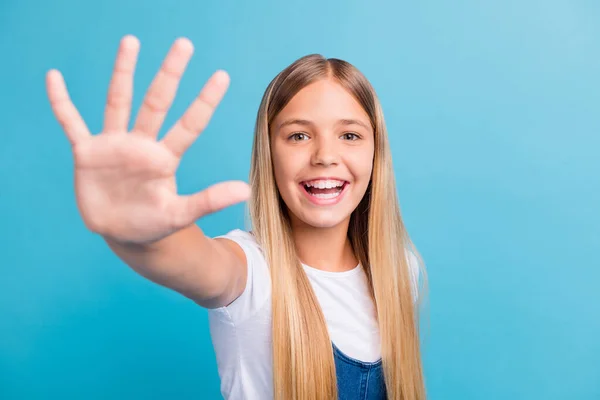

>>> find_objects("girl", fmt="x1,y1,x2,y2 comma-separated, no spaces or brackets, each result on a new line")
46,35,427,400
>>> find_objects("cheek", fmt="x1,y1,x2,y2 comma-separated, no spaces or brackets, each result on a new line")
272,161,289,198
347,151,374,182
271,144,288,183
272,148,302,195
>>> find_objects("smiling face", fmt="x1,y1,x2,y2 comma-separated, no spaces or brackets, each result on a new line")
271,78,375,230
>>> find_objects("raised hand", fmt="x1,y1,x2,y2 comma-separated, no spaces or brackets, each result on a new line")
46,36,250,245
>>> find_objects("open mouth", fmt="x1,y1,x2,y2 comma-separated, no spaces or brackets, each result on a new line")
300,180,349,200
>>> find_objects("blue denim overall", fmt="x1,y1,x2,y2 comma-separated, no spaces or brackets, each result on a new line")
333,342,387,399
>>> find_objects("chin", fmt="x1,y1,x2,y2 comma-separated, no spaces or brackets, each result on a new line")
294,209,351,230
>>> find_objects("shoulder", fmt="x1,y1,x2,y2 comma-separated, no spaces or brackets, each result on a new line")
215,229,264,260
405,248,422,303
216,228,259,245
210,229,271,320
406,250,420,278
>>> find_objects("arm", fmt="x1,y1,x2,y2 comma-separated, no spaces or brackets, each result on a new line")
105,224,247,309
46,36,250,309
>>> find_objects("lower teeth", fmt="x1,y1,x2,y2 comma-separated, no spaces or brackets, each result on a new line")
310,191,341,199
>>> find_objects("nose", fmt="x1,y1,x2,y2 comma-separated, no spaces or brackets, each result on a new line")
310,136,340,167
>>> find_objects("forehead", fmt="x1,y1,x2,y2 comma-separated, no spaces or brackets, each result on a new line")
273,78,370,128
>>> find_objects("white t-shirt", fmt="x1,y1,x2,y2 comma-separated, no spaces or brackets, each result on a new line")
207,229,420,400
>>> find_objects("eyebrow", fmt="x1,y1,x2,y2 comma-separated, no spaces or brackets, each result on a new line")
277,118,371,131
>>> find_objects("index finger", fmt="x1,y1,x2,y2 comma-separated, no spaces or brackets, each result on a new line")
46,69,91,146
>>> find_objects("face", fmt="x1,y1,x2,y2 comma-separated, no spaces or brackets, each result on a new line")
271,78,375,230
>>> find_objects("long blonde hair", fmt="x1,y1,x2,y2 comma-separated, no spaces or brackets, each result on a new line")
249,54,427,400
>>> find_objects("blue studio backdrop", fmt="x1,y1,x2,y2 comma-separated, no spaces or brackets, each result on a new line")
1,1,599,399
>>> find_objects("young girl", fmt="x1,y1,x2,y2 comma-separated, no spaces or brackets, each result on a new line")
46,35,427,400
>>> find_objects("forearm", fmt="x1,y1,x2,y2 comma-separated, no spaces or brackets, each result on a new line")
104,224,232,303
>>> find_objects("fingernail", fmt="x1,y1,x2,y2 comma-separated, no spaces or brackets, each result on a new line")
214,70,230,86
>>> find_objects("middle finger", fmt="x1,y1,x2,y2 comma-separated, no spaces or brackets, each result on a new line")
132,37,194,139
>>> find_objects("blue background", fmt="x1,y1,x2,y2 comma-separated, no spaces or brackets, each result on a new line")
1,0,599,399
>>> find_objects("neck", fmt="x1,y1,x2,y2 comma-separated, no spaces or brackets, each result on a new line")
290,216,358,273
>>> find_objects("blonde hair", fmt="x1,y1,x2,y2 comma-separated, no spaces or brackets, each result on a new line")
249,54,427,400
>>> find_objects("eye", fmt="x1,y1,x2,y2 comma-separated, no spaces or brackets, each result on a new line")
288,132,309,141
341,132,360,141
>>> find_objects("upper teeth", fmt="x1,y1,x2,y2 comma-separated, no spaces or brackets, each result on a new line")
304,179,345,189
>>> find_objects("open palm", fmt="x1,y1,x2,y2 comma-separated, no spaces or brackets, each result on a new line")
46,36,250,245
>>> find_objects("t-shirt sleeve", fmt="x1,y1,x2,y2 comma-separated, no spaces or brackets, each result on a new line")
406,249,421,303
207,229,271,324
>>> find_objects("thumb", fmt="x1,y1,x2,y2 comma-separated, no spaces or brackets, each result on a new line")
174,181,251,225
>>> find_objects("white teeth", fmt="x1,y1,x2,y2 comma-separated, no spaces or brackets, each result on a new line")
310,192,341,199
305,179,344,189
